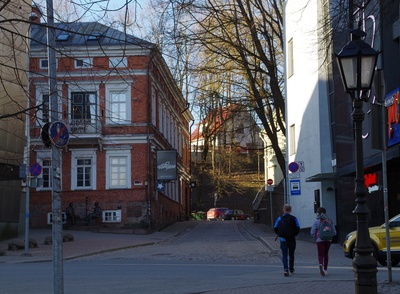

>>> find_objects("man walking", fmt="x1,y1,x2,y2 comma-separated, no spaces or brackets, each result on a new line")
274,204,300,276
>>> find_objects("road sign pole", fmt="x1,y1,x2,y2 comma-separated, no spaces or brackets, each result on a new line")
46,1,63,292
269,190,273,229
267,179,274,229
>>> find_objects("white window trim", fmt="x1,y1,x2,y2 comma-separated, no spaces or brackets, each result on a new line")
67,83,99,121
106,149,132,190
34,83,62,126
288,38,294,78
40,58,58,69
35,149,54,191
71,148,97,190
75,58,93,68
102,210,122,223
106,83,131,125
40,58,48,69
290,124,296,155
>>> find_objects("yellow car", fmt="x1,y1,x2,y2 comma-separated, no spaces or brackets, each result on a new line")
343,214,400,266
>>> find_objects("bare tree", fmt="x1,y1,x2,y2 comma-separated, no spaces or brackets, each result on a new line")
154,0,286,175
0,0,368,175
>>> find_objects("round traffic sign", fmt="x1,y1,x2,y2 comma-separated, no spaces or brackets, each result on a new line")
49,121,69,148
267,179,273,185
30,162,42,176
288,161,300,173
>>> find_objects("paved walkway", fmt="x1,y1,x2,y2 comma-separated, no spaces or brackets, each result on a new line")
0,222,190,263
241,221,400,294
1,220,400,293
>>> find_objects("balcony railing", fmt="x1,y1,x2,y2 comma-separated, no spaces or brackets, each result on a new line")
69,119,102,135
252,184,267,210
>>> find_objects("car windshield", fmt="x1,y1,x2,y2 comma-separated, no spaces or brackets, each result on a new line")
389,215,400,228
381,215,400,228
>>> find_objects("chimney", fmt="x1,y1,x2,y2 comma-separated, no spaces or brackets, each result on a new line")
30,5,42,23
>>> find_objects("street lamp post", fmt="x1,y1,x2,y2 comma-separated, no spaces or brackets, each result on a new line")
336,29,379,294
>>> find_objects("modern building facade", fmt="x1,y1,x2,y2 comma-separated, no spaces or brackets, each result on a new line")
27,11,193,229
284,0,336,229
285,0,400,241
0,1,30,240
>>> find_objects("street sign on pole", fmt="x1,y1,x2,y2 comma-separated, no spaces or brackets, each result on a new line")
267,178,273,185
46,0,64,292
288,161,300,173
49,121,69,148
30,162,42,177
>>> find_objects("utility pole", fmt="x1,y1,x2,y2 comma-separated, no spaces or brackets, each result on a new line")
46,0,63,293
375,69,392,282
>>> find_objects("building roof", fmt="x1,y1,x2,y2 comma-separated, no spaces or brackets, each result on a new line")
30,21,155,49
191,104,247,141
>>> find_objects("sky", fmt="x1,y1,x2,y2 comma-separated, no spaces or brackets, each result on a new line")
34,0,149,24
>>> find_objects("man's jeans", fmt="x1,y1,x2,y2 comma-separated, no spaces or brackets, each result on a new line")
280,239,296,271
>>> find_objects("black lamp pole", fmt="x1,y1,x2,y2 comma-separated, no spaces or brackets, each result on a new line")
352,96,378,294
336,29,379,294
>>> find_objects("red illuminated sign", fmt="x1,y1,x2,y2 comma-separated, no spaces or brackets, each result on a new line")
364,173,378,187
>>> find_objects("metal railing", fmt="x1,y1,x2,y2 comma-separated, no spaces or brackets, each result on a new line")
252,184,267,210
69,119,101,134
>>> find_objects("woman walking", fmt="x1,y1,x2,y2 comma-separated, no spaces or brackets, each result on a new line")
310,207,336,276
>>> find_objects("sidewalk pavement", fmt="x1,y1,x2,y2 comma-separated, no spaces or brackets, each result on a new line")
0,222,191,263
242,220,400,294
1,220,400,293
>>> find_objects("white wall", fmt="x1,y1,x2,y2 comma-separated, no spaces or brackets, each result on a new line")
285,0,336,229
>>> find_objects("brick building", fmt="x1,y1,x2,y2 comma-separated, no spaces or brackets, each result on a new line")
27,12,193,229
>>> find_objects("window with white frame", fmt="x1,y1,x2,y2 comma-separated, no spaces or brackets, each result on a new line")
35,83,62,125
102,210,122,223
35,151,52,190
290,124,296,155
71,149,96,190
77,159,92,188
35,91,50,125
40,59,48,69
109,92,128,123
40,58,58,70
158,102,164,132
288,38,294,78
42,159,52,188
109,57,128,68
42,94,50,123
106,84,131,124
75,58,92,68
106,149,131,189
71,92,97,124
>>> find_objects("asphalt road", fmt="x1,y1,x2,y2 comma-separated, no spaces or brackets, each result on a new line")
1,221,399,293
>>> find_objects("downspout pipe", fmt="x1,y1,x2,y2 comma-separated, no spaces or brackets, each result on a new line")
283,0,289,204
146,48,157,228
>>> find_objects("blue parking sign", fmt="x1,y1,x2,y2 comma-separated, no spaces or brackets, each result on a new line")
290,180,301,195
